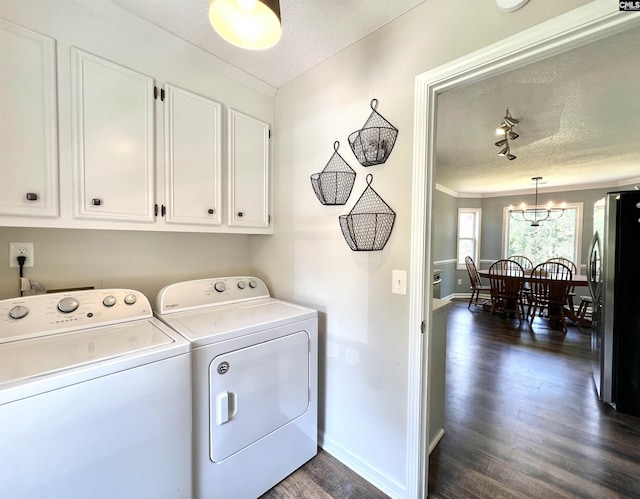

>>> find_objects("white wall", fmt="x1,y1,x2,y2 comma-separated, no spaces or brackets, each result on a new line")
251,0,590,496
0,0,275,300
0,0,593,496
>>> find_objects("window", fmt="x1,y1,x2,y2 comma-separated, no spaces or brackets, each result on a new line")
503,203,583,266
457,208,481,269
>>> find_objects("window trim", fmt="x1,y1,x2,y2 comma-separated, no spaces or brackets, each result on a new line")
456,207,482,270
502,202,583,267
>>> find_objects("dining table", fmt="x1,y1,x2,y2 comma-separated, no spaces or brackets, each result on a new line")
478,268,590,326
478,269,588,288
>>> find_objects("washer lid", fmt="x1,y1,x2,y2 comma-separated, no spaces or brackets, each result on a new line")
0,319,187,397
159,298,317,346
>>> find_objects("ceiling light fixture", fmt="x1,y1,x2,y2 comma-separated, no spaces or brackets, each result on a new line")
495,108,519,160
509,176,566,227
208,0,281,50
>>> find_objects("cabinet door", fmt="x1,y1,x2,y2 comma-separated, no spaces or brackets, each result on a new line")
71,48,155,222
164,85,222,225
0,19,58,217
227,109,270,228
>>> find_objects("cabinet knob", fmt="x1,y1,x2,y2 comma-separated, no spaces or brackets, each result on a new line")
208,208,215,215
25,192,38,201
237,212,243,217
91,198,102,206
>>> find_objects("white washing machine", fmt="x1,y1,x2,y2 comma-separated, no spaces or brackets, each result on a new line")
155,276,318,499
0,289,192,499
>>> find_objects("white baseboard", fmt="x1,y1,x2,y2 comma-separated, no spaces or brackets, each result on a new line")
318,431,406,499
428,428,445,454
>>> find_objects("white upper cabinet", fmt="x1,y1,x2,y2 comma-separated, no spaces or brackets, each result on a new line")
164,84,222,226
0,19,58,217
0,10,273,234
228,109,270,228
71,48,155,223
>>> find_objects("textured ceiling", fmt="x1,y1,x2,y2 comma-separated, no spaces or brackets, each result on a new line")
108,0,426,88
107,0,640,196
435,25,640,196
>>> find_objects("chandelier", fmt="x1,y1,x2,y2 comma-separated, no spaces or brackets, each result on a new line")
509,176,566,227
495,108,519,160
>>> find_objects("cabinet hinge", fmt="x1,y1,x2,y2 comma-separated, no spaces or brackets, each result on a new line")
420,321,426,334
161,204,166,217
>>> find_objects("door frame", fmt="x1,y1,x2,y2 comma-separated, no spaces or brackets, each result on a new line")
406,4,640,498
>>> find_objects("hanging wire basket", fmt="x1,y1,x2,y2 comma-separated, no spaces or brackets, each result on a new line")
310,141,356,205
339,174,396,251
348,98,398,167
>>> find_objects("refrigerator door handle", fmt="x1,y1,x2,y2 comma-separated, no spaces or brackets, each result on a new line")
587,231,600,302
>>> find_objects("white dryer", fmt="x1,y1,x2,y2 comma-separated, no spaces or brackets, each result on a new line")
155,276,318,499
0,289,191,499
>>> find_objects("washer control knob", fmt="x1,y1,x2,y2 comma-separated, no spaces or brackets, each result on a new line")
58,297,79,314
237,281,246,290
103,295,117,307
9,305,29,320
214,281,226,293
248,280,258,289
124,293,137,305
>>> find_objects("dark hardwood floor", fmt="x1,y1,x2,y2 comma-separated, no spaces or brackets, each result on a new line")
263,300,640,498
259,447,389,499
428,300,640,498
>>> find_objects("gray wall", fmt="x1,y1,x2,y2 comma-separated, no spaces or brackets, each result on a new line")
435,184,638,297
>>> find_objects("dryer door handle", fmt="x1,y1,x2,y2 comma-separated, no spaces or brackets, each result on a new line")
215,391,230,425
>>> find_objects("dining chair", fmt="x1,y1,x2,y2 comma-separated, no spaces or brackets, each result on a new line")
546,257,577,273
528,261,573,332
546,257,578,313
465,256,491,309
507,255,534,270
488,259,526,323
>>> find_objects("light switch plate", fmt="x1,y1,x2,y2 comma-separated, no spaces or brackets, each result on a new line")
392,270,407,295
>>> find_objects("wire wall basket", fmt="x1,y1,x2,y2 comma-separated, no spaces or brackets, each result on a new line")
339,174,396,251
310,141,356,205
348,98,398,167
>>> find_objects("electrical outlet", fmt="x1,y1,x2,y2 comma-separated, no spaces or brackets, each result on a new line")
9,242,34,268
457,279,462,285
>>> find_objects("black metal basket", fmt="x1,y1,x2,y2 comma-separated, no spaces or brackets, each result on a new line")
348,99,398,167
339,174,396,251
310,141,356,205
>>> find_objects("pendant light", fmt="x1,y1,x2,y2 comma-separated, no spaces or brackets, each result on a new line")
209,0,281,50
509,176,566,227
495,108,519,161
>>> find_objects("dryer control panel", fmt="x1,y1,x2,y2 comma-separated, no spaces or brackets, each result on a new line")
0,289,152,343
155,276,270,314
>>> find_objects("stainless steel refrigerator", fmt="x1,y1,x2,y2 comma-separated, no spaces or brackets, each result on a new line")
588,190,640,416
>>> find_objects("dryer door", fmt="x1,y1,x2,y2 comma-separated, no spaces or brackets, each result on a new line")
209,330,310,462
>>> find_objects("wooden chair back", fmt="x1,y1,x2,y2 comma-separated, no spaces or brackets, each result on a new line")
465,256,482,288
529,261,573,332
507,255,534,270
488,259,525,321
546,257,577,274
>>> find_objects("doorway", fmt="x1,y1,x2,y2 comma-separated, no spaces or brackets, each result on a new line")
407,5,640,498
